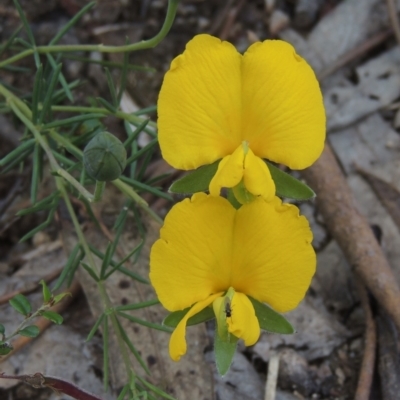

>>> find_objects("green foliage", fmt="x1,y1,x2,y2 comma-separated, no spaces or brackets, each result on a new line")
163,306,215,328
214,330,238,376
9,294,31,316
18,325,40,337
249,297,295,334
169,160,219,194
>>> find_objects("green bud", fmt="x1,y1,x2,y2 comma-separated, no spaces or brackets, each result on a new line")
83,132,127,182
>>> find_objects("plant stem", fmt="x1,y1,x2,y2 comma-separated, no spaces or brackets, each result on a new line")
0,0,180,68
93,181,106,202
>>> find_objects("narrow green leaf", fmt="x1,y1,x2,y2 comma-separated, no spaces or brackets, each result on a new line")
0,324,5,335
100,242,114,279
53,244,81,290
40,311,63,325
103,316,109,392
214,329,238,376
46,54,73,102
39,280,51,303
116,385,129,400
119,175,172,201
96,97,116,113
19,325,40,337
115,299,159,312
38,63,62,124
9,294,31,316
0,343,13,355
13,0,39,67
42,113,104,130
134,105,157,116
163,306,215,328
136,376,177,400
117,37,129,105
50,2,96,45
116,318,150,375
1,148,32,173
169,160,220,194
86,313,105,342
125,138,158,165
105,68,118,107
0,138,35,167
249,297,295,334
117,312,172,333
104,241,143,279
81,262,99,282
123,119,149,149
0,25,23,58
31,64,43,124
266,162,315,200
19,207,56,242
30,143,41,204
17,192,58,216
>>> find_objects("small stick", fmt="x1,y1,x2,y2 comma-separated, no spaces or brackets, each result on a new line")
0,279,81,363
354,282,376,400
317,29,392,81
301,145,400,333
386,0,400,47
265,352,280,400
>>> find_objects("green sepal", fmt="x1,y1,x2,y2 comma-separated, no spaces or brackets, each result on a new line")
249,297,295,334
9,294,31,316
0,342,13,355
18,325,40,337
266,162,315,200
227,189,241,209
40,311,63,325
232,179,255,204
169,160,220,194
214,328,238,376
163,306,215,328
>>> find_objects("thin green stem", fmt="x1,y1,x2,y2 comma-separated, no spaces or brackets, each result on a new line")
57,181,132,374
50,105,157,130
8,101,94,202
0,0,180,68
93,181,106,202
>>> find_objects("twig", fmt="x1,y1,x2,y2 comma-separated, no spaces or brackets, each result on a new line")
376,309,400,399
385,0,400,47
301,144,400,333
354,282,376,400
317,29,392,81
265,352,280,400
0,280,81,363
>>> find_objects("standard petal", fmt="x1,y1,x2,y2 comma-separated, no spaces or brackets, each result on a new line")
230,197,316,313
243,149,275,201
209,145,244,197
150,193,235,310
227,292,260,346
241,40,326,169
158,34,242,170
170,293,222,361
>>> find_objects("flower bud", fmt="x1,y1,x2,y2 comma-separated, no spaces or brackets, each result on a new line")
83,131,127,182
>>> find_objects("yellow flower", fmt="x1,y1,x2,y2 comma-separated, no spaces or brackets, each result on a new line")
149,193,316,361
158,34,325,202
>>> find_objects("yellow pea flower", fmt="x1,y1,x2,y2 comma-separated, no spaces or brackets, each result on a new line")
158,34,326,201
149,193,316,361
